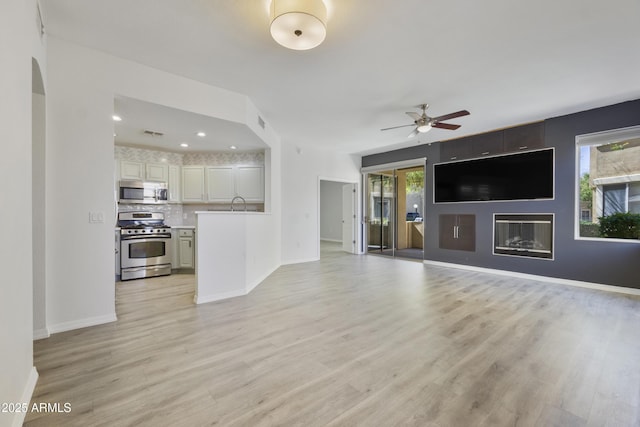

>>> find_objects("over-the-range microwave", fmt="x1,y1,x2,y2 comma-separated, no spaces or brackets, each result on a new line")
118,180,168,204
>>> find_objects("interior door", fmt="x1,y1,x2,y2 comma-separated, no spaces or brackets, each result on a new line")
342,183,356,253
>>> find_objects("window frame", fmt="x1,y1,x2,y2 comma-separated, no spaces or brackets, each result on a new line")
575,124,640,243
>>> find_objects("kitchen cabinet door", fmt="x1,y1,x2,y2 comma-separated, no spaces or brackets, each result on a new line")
471,131,504,157
235,166,264,202
168,165,180,203
439,214,475,251
178,229,195,268
206,166,235,202
440,137,472,161
182,166,205,202
120,160,144,180
146,163,169,182
503,122,545,152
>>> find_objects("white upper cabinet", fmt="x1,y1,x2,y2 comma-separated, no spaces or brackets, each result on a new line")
168,165,181,203
145,163,169,182
235,166,264,202
182,166,206,202
206,167,235,202
181,164,265,204
120,160,145,180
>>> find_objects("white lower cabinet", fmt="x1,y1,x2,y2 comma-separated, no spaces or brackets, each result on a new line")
177,229,195,269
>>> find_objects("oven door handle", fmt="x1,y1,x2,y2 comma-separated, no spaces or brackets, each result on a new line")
121,234,171,241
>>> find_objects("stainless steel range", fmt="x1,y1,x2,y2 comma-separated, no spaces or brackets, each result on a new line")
118,212,172,281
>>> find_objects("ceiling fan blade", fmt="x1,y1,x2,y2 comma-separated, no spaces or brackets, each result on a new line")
405,112,421,121
431,110,470,122
407,128,419,138
381,123,416,131
432,122,461,130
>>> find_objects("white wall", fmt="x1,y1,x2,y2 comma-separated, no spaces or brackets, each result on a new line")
0,0,46,425
45,37,280,332
320,181,343,241
281,142,361,264
32,91,47,339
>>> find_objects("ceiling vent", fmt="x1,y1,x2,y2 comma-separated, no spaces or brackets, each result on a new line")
258,116,265,130
143,129,164,137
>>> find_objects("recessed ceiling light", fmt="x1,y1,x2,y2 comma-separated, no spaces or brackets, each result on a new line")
230,145,237,150
180,143,189,148
196,131,206,137
112,115,122,122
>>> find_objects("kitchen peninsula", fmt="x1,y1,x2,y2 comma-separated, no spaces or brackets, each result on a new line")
194,211,279,304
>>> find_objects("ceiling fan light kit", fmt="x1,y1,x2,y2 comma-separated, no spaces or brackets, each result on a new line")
270,0,327,50
381,104,470,138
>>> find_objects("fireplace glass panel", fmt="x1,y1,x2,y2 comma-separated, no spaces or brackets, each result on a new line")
494,214,553,259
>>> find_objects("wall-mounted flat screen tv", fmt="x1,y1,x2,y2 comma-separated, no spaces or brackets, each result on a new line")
434,148,554,203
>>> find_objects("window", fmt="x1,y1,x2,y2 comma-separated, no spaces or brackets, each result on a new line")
576,125,640,240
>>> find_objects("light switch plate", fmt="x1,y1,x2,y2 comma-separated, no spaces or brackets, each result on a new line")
89,211,105,223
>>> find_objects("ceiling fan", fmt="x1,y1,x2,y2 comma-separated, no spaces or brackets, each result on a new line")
381,104,470,138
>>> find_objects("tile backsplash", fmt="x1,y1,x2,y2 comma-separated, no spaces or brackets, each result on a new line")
117,203,184,226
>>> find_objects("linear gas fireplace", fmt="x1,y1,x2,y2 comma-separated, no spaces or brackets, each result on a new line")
493,214,554,260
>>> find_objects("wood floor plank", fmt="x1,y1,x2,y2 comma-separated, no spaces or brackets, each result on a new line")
25,243,640,426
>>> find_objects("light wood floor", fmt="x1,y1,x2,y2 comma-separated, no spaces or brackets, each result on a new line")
26,243,640,426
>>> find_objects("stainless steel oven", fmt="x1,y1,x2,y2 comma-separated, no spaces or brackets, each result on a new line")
118,212,172,281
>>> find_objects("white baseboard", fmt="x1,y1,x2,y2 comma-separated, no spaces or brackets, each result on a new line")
423,260,640,296
281,257,320,266
48,313,117,334
320,238,342,243
12,367,39,427
33,327,50,341
246,265,279,294
196,288,247,304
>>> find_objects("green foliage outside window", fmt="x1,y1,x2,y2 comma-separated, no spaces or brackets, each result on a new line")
598,212,640,239
405,171,424,194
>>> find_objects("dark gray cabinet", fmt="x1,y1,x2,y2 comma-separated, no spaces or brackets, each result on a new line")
503,121,545,152
440,136,472,161
439,214,476,251
471,131,504,157
439,122,545,162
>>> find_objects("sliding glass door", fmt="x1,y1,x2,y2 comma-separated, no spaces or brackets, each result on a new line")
365,164,425,259
366,172,395,254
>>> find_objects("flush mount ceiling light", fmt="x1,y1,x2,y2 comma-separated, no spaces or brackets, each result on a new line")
112,115,122,122
270,0,327,50
196,131,206,137
180,143,189,148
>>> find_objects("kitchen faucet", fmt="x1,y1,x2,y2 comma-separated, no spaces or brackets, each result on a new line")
230,195,247,212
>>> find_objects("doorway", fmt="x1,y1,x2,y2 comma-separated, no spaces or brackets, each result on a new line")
319,179,358,256
364,161,425,260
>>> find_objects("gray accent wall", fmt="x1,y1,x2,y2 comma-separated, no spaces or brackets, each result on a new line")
362,99,640,289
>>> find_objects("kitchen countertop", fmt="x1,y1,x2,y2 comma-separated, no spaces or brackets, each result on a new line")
170,225,196,229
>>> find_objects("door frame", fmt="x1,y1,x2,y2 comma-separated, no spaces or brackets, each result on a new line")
361,158,427,258
317,177,362,256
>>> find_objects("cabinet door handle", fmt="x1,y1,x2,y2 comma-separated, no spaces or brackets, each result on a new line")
481,151,490,155
518,146,528,150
